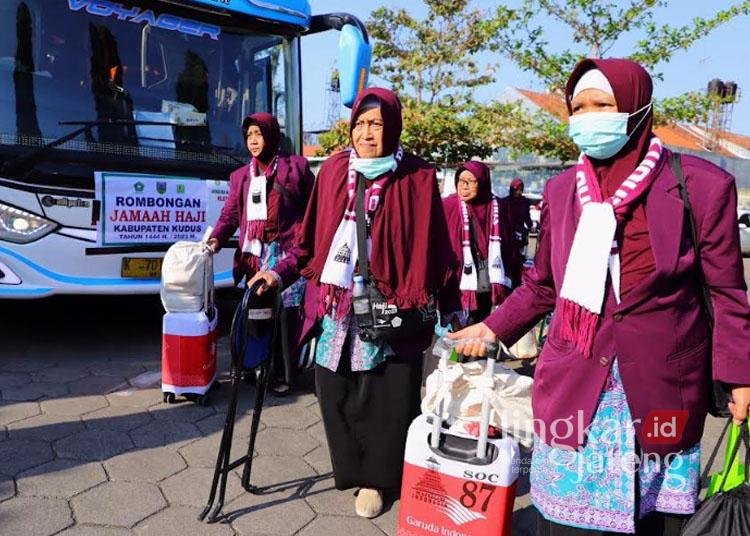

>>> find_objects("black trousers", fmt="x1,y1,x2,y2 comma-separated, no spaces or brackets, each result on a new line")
315,352,423,492
272,306,300,386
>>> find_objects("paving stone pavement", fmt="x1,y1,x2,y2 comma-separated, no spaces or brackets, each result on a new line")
2,276,744,535
1,345,532,535
1,352,735,536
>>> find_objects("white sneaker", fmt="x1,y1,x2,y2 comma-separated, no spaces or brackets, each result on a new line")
355,488,383,518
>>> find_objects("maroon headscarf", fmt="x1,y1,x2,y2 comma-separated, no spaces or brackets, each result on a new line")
443,161,507,309
242,112,281,164
565,59,654,194
445,161,493,257
505,177,531,231
294,87,454,310
509,178,524,194
349,87,403,156
565,58,656,298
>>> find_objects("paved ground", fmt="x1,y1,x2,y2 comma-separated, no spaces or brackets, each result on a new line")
1,257,747,535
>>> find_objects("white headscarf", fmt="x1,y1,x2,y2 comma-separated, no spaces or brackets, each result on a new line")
572,68,614,99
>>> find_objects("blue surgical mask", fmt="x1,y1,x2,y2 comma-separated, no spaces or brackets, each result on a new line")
568,102,652,160
352,153,397,179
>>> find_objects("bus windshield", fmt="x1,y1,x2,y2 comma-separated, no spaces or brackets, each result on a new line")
0,0,298,169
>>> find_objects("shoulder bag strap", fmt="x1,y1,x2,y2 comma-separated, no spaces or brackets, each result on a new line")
468,217,485,261
355,174,370,282
670,152,715,328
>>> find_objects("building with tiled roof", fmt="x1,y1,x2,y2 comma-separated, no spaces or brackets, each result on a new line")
498,87,750,204
506,87,750,159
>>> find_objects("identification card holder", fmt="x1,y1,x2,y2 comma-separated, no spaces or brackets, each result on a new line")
247,174,267,220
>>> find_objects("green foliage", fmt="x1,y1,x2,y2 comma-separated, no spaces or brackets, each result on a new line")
476,102,580,162
316,120,349,156
315,0,749,162
358,0,498,165
368,0,496,106
399,97,495,167
487,0,750,91
482,0,750,159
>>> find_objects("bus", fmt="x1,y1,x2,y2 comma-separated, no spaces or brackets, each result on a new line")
0,0,371,298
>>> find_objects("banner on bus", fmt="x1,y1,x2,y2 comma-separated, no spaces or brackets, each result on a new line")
95,172,209,246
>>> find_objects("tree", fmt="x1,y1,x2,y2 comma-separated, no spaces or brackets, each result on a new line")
316,119,349,156
483,0,750,159
486,0,750,91
316,1,749,163
362,0,497,166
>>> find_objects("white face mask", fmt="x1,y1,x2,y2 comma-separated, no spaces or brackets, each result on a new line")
568,102,653,159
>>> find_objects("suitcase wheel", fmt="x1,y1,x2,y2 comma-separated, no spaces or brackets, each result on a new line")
163,392,176,404
183,393,210,406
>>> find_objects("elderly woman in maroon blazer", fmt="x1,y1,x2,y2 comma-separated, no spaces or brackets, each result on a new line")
251,87,457,518
452,59,750,535
208,112,314,395
443,160,511,324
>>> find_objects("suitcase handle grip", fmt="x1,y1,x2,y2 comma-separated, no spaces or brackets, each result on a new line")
203,249,215,320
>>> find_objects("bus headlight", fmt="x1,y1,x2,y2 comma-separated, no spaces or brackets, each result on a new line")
0,203,57,243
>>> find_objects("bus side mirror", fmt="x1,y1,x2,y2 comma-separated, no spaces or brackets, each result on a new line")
338,24,371,108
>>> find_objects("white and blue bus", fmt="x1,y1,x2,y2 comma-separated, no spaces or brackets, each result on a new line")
0,0,370,298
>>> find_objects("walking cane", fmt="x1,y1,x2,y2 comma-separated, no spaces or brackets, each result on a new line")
199,280,281,523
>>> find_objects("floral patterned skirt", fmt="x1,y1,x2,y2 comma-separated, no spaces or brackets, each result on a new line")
530,360,701,533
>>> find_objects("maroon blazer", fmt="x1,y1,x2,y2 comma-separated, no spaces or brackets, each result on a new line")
211,154,314,283
485,149,750,456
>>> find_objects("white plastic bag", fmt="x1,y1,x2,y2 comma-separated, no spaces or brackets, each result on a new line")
161,240,213,313
508,328,540,359
422,359,534,448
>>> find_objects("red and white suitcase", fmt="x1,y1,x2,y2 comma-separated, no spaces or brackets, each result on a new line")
161,246,217,405
398,355,520,536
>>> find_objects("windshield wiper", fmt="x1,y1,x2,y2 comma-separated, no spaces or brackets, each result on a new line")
1,119,169,175
171,139,245,166
1,119,243,175
134,135,245,166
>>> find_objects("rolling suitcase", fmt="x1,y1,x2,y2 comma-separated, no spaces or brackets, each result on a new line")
398,353,520,536
161,245,217,405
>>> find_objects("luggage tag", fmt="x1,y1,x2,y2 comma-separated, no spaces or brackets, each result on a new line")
246,174,267,219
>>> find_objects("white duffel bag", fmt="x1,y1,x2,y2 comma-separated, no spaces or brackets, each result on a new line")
161,239,213,313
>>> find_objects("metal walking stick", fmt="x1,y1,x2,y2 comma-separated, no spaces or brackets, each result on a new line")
199,281,281,523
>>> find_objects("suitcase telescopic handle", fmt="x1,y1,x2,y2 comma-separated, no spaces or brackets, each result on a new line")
202,249,215,320
476,356,496,460
430,353,448,449
430,351,496,460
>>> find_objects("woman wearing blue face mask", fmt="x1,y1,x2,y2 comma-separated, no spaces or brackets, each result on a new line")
450,58,750,535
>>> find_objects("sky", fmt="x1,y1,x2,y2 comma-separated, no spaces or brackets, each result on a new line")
300,0,750,136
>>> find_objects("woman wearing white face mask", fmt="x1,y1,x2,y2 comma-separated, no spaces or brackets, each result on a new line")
450,59,750,535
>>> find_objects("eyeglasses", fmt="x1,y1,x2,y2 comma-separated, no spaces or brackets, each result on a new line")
458,179,479,187
353,120,384,132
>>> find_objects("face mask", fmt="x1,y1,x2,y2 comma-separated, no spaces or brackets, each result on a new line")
352,153,397,179
568,102,652,160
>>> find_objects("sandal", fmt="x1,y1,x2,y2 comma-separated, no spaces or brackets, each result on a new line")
270,382,293,397
355,488,383,518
